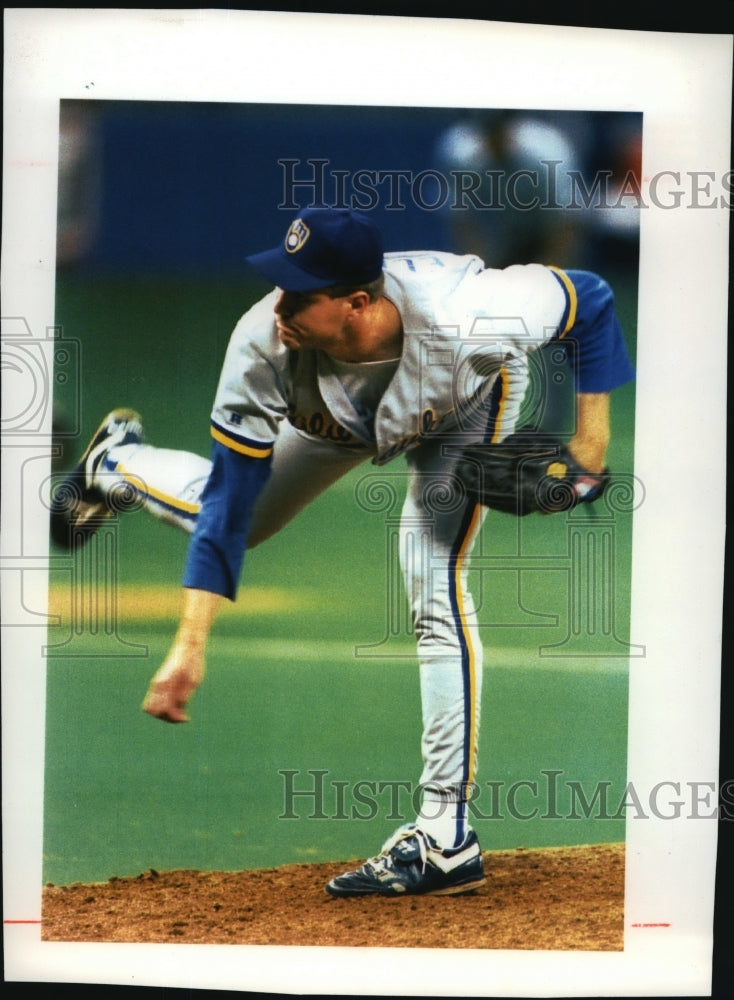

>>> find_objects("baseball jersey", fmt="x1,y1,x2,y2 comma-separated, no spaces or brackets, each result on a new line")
184,252,635,597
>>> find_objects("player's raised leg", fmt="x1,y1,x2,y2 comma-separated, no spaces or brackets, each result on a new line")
49,409,211,548
50,412,370,550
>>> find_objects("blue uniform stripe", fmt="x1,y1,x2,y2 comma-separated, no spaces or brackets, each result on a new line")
548,266,578,337
210,419,274,459
482,367,510,444
143,493,199,522
105,457,200,522
447,500,483,823
548,268,636,392
446,375,511,839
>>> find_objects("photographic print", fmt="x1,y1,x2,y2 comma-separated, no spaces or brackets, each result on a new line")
2,9,729,996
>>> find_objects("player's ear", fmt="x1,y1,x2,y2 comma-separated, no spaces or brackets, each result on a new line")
346,290,371,314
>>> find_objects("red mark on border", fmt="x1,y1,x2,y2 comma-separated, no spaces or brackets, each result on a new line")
630,922,671,927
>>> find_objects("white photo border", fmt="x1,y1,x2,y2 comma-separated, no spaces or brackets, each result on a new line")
2,8,731,996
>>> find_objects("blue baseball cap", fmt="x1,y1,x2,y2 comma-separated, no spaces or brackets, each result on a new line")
245,208,384,292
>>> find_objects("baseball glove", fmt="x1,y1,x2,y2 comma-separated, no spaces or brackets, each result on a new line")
455,430,610,516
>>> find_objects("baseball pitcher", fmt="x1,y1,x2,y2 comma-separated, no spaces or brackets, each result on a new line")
51,208,634,897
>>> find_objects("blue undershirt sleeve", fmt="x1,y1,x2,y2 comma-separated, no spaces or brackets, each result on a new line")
182,439,273,600
551,269,636,394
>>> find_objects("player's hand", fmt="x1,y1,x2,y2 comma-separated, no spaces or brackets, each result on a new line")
142,644,206,723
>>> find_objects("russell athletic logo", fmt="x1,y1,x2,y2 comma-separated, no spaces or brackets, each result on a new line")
285,218,310,253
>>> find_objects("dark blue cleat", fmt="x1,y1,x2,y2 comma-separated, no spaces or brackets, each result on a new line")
325,824,486,897
49,408,143,550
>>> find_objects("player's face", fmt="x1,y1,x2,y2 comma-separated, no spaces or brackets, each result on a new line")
273,289,353,356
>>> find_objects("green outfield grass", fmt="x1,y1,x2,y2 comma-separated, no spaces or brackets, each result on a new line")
43,271,637,886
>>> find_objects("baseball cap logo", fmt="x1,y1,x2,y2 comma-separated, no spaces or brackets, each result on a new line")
245,208,384,291
285,218,310,254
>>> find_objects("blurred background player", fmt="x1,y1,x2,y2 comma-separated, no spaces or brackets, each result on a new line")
433,109,641,274
433,109,586,269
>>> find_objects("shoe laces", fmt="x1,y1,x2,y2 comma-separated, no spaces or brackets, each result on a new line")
84,438,113,487
369,825,430,875
85,417,141,488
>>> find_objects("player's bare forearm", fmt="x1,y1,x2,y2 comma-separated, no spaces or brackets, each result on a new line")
567,392,611,474
141,588,223,723
176,587,223,648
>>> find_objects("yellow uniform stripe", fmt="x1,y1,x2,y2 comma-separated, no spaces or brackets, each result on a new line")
211,425,273,459
548,266,578,338
115,462,201,515
453,503,484,791
452,366,510,792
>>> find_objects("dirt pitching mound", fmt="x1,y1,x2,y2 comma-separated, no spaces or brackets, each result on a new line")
42,842,624,951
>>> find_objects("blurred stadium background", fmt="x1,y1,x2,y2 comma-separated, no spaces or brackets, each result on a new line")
46,101,639,886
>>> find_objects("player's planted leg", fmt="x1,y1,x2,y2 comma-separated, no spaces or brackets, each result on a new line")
325,824,485,897
326,438,491,898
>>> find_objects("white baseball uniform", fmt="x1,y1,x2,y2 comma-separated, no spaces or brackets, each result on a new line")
100,251,634,846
